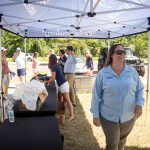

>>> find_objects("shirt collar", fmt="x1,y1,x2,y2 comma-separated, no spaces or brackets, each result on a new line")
107,64,129,77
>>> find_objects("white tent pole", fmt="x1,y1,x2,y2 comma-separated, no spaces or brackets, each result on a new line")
90,0,93,11
0,28,4,122
146,17,150,115
108,32,110,51
24,37,27,83
76,0,90,27
91,0,101,13
0,29,2,94
107,39,110,51
147,31,150,92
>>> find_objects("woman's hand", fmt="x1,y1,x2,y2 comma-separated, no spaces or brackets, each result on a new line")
134,105,142,119
93,118,101,127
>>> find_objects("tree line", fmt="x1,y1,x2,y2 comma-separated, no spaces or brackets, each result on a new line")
2,30,148,58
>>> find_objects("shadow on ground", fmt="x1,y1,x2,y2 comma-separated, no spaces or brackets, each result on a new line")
59,91,150,150
125,147,150,150
59,94,102,150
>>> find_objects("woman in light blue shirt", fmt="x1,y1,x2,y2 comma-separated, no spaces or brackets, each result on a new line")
91,44,144,150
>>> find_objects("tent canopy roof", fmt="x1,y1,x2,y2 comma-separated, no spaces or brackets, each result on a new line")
0,0,150,38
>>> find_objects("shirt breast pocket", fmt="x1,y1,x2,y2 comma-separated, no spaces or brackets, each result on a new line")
126,76,137,95
103,76,116,93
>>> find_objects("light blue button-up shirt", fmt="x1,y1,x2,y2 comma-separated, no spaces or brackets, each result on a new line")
64,55,76,73
91,65,144,123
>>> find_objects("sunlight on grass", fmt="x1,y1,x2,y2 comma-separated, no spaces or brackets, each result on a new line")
60,82,150,150
76,91,150,150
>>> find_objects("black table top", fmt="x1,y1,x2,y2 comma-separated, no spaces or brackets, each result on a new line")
14,81,57,117
0,116,62,150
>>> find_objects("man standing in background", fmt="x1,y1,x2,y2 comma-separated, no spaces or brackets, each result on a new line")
1,47,10,100
64,46,77,106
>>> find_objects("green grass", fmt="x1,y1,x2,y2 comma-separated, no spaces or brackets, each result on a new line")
6,58,12,62
6,57,48,62
38,57,48,61
93,57,98,61
60,90,150,150
141,58,148,63
6,57,148,63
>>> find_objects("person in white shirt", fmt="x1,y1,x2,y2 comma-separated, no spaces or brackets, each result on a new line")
12,47,25,83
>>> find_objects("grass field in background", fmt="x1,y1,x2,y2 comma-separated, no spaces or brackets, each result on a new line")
6,56,147,63
6,57,49,62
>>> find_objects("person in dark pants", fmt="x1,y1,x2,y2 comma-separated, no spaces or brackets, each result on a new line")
91,44,144,150
85,50,94,76
85,50,94,70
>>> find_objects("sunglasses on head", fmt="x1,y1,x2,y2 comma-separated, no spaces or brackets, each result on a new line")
115,50,126,55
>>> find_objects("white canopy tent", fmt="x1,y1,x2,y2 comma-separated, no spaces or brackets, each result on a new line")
0,0,150,38
0,0,150,121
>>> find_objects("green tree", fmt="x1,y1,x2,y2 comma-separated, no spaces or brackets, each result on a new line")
1,30,149,58
2,30,24,57
26,38,48,56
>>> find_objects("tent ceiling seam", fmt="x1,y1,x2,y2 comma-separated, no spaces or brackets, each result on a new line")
116,0,149,7
33,3,83,14
96,6,150,15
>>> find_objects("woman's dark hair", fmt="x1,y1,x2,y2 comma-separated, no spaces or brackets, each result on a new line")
48,54,57,68
105,44,124,67
59,49,65,55
33,52,38,58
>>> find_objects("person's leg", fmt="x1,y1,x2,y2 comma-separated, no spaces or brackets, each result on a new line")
5,74,10,98
65,74,76,106
19,76,24,83
100,116,120,150
62,92,74,121
2,74,10,99
17,68,25,83
2,76,6,99
57,92,65,125
58,92,63,102
118,118,135,150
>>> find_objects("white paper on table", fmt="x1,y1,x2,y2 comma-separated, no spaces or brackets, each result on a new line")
14,80,48,110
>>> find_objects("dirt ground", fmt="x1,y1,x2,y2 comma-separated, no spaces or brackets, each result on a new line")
59,91,150,150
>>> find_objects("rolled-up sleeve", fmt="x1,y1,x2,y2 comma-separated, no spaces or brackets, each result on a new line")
90,72,103,118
